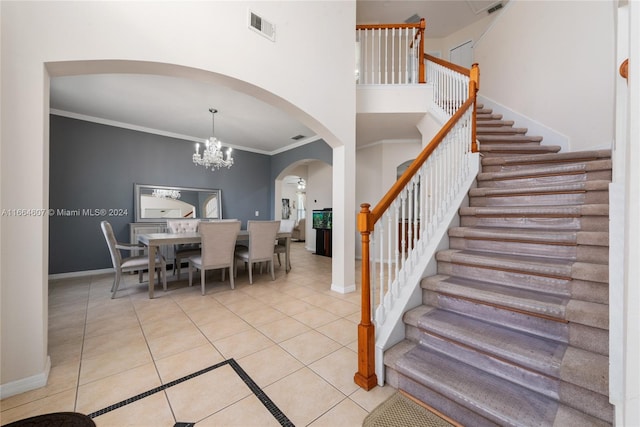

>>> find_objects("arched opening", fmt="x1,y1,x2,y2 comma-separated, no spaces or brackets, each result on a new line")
274,159,332,254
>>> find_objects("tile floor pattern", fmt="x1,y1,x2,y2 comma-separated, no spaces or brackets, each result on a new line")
0,243,396,426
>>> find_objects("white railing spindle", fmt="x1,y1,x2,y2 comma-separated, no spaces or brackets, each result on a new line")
355,22,423,86
355,35,480,390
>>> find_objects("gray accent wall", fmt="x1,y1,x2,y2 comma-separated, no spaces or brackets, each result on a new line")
49,115,331,274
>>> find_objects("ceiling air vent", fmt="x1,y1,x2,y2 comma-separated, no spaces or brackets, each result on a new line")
249,10,275,41
488,3,503,14
404,14,421,24
291,134,305,141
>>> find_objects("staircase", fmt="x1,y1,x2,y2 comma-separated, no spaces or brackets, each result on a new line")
384,105,613,426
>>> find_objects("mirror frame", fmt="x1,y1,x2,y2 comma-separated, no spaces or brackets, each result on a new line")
134,183,222,223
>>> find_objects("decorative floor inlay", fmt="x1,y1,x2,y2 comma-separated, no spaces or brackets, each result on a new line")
86,359,294,426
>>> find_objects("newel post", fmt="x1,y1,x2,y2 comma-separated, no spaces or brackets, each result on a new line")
470,63,480,153
354,203,378,390
418,18,426,84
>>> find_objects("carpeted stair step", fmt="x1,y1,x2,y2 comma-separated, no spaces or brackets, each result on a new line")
476,119,515,127
476,112,503,121
477,160,612,188
459,204,609,232
475,106,492,114
433,261,608,307
468,181,610,207
417,314,610,396
436,249,609,286
480,144,562,156
421,274,609,331
481,149,612,172
416,309,568,378
410,309,610,406
448,227,609,264
397,344,559,427
409,289,572,344
423,274,568,321
477,126,528,135
477,134,544,144
383,339,418,388
421,270,609,332
395,345,611,427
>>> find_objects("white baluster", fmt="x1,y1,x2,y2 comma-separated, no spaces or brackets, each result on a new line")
370,29,374,84
371,224,379,325
382,29,386,84
377,220,383,309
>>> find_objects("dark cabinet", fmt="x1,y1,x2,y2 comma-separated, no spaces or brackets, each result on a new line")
315,229,332,257
313,209,332,257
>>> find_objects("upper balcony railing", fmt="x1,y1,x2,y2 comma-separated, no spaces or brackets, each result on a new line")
356,19,426,85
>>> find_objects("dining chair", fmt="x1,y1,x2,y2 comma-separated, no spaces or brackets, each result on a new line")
166,218,201,278
188,220,241,294
274,219,295,269
100,220,167,299
234,220,280,284
291,218,305,241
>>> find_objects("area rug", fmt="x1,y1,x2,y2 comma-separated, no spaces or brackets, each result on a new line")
363,391,457,427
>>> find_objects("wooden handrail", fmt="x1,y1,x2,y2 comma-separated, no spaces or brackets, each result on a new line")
469,63,480,152
425,53,470,77
356,20,425,31
354,60,480,391
372,97,475,223
354,97,476,391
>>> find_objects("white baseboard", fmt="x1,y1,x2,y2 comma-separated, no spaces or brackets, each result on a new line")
331,283,357,294
0,356,50,399
48,268,113,280
478,95,570,152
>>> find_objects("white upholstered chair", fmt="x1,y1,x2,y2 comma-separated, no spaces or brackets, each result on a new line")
291,218,305,241
274,219,295,269
101,220,167,299
188,220,241,295
166,218,201,278
234,220,280,284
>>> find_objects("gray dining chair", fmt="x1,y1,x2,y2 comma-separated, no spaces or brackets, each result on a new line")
274,219,295,269
101,220,167,299
166,218,201,278
188,220,241,294
234,220,280,284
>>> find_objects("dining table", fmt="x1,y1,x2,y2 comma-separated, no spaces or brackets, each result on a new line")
137,230,291,298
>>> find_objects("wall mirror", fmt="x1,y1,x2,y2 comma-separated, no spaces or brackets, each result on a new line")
134,184,222,222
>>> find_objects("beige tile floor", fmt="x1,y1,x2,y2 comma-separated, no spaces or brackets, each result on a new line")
0,243,396,426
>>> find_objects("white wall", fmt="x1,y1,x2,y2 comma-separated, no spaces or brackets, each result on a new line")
612,2,640,424
274,165,308,221
355,141,422,259
0,0,356,396
473,0,615,152
425,10,502,63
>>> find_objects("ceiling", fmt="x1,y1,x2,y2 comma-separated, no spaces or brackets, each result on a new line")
50,1,502,154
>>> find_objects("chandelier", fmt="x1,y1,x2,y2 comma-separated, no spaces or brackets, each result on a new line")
297,178,306,190
193,108,234,170
152,189,181,199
